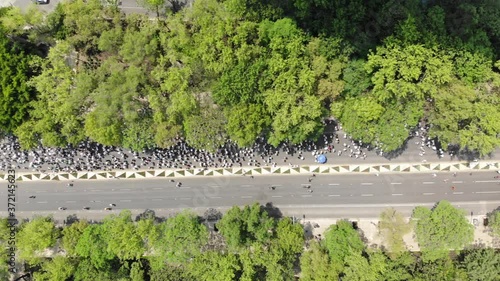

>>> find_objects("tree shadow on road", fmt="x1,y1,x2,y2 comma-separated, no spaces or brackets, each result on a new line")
260,202,283,219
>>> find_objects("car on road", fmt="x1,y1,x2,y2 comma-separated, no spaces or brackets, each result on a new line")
58,207,66,210
83,207,90,210
104,207,112,211
109,203,116,207
33,0,49,4
29,196,36,199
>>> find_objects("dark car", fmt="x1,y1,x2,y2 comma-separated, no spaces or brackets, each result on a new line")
83,207,90,210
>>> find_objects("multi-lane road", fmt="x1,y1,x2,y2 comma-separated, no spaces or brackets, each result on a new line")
2,171,500,221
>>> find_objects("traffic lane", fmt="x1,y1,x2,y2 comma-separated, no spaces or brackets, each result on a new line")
8,171,500,195
7,183,500,212
12,175,500,203
4,172,500,211
9,200,500,222
11,171,500,193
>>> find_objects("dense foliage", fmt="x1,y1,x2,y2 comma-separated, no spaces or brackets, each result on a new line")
0,0,499,155
1,202,499,280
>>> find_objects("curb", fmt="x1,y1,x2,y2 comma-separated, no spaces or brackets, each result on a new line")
1,161,499,182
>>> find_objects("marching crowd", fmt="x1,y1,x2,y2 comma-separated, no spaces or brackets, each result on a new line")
0,120,441,174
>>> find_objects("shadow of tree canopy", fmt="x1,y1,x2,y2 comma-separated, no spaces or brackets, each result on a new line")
260,202,283,219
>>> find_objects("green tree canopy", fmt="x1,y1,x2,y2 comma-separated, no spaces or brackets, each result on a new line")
61,219,89,256
16,216,59,263
217,203,275,248
461,248,500,281
487,209,500,238
378,207,411,257
299,240,338,281
412,201,474,261
152,210,208,266
323,220,365,268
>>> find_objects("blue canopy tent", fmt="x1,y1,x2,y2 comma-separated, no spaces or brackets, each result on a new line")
316,154,327,164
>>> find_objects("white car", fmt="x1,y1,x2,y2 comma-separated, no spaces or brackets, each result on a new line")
33,0,48,4
58,207,66,210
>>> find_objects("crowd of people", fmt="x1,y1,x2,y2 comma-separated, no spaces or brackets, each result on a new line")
0,120,443,174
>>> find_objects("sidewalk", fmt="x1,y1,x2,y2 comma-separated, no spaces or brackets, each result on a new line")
1,160,499,181
306,217,500,251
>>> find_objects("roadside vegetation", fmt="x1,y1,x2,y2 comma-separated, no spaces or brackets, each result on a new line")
0,0,500,156
1,201,500,280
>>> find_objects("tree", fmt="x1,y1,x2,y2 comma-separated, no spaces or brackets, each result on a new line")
225,103,270,147
73,258,113,281
378,208,411,256
323,220,365,268
413,254,467,281
15,40,85,149
412,201,474,261
259,19,326,146
488,209,500,238
184,106,228,153
149,264,193,281
75,224,115,270
342,251,387,281
342,59,372,98
429,79,500,157
101,210,145,260
275,217,304,256
32,256,77,281
299,240,338,281
16,216,59,263
0,30,36,132
381,251,416,281
217,203,275,249
152,210,208,266
61,219,89,256
189,251,241,281
461,248,500,281
129,261,146,281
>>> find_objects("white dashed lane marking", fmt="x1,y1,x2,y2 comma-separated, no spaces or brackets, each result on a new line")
423,193,434,195
329,183,339,186
391,183,402,185
361,194,373,197
453,192,464,195
475,180,500,183
361,183,373,186
392,194,403,196
423,182,435,184
452,181,463,184
475,191,500,194
328,194,340,197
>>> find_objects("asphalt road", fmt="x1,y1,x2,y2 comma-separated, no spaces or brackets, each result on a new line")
1,171,500,220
